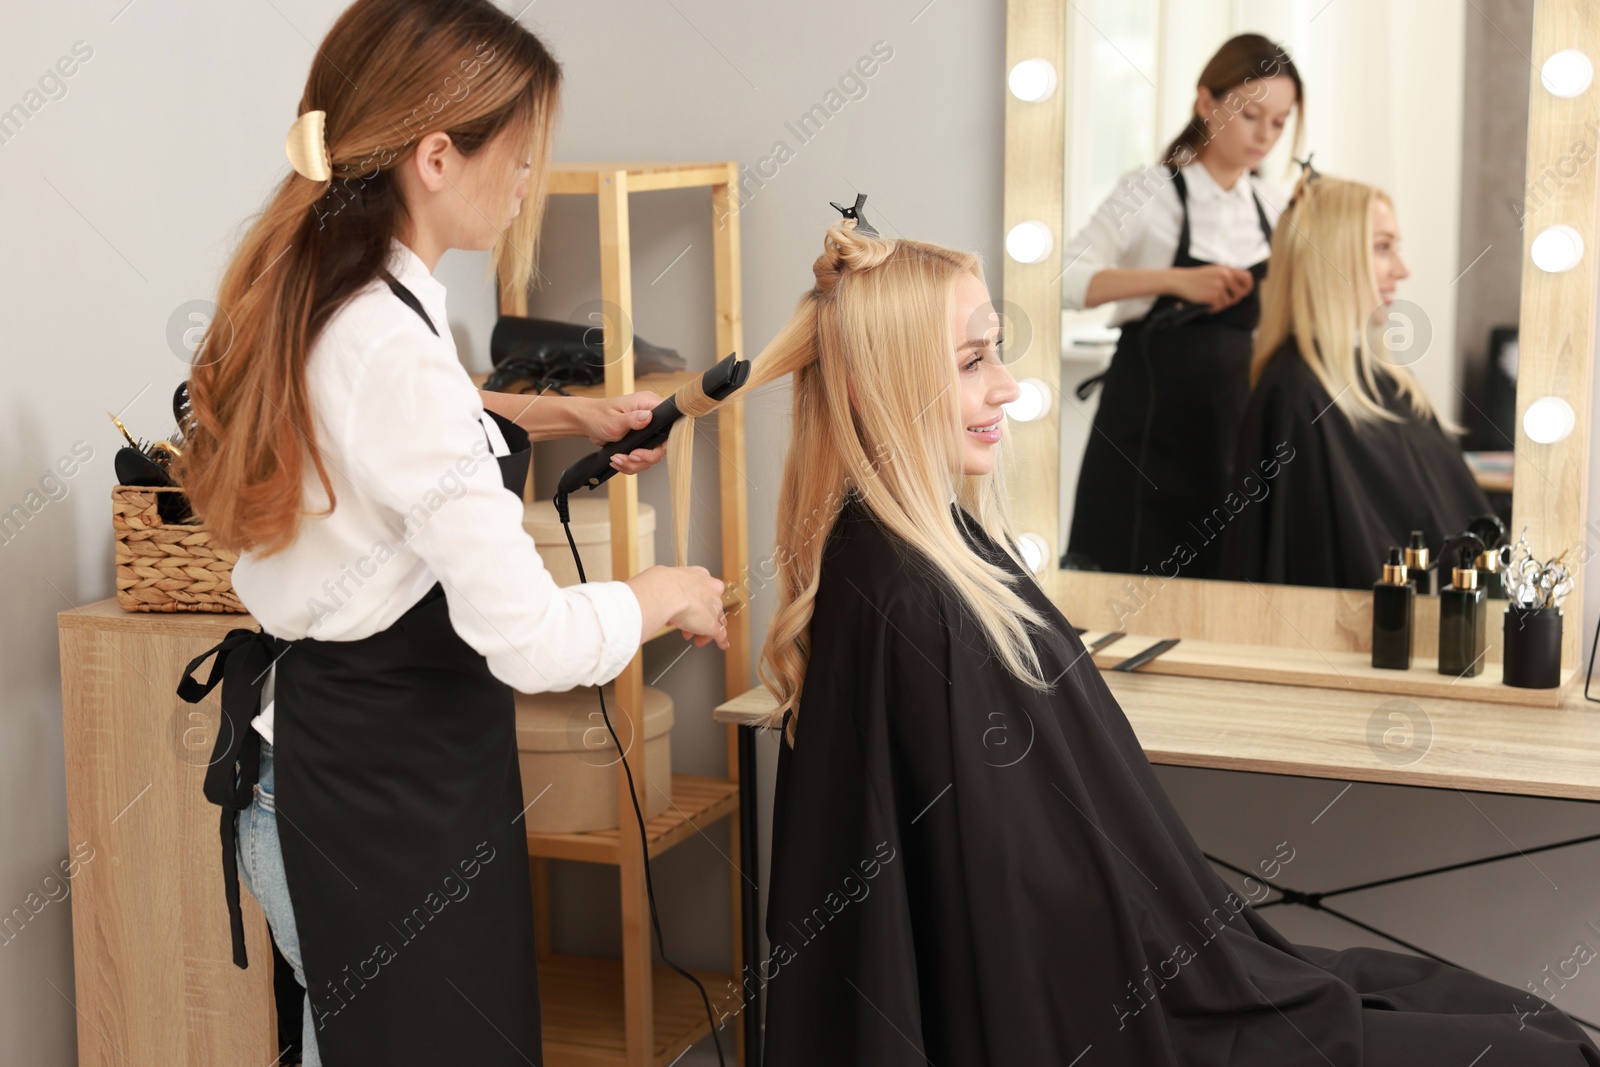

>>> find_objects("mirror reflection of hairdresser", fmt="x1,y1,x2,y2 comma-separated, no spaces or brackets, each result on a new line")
1062,34,1301,579
173,2,728,1064
1217,171,1493,589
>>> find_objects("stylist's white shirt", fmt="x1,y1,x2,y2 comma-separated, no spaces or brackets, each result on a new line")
1060,161,1287,327
233,240,643,743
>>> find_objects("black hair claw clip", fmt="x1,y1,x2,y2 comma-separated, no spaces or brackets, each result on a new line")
829,193,880,237
1292,152,1320,183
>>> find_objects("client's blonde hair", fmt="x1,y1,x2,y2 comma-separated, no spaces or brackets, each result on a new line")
1253,172,1458,431
662,218,1055,742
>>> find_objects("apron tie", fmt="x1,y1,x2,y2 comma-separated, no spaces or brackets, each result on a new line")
176,626,286,969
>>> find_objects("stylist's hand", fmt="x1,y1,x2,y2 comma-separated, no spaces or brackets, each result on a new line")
1171,265,1255,312
582,392,668,475
624,565,730,650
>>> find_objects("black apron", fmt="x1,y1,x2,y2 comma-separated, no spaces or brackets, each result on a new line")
177,280,541,1065
1065,168,1273,578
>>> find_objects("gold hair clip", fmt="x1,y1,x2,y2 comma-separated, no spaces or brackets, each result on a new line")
285,109,332,182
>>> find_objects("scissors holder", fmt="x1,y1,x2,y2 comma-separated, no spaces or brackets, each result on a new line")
1502,605,1562,689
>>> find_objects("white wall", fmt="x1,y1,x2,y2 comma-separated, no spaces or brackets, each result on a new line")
1,2,1596,1064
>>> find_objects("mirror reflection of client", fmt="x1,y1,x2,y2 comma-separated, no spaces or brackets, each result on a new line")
705,215,1595,1064
1218,170,1491,589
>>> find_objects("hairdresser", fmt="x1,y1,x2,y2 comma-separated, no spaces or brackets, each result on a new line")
173,2,727,1064
1063,33,1301,578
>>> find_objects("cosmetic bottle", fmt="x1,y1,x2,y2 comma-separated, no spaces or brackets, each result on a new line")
1476,546,1505,600
1464,516,1508,600
1372,547,1415,670
1438,544,1487,677
1403,530,1433,596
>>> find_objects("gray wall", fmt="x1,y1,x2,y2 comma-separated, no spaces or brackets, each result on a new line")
1,2,1596,1064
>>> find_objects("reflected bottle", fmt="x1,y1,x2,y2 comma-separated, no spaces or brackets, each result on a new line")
1372,547,1415,670
1403,530,1434,596
1476,546,1505,600
1439,548,1487,677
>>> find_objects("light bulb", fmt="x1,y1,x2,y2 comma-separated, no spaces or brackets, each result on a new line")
1531,225,1584,272
1523,396,1575,444
1016,532,1049,574
1003,378,1053,422
1005,221,1054,264
1008,59,1058,102
1541,50,1594,98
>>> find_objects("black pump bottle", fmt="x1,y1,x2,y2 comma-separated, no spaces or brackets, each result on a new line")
1373,547,1415,670
1438,537,1488,677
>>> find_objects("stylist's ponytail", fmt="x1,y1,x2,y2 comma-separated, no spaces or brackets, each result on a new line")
178,0,562,556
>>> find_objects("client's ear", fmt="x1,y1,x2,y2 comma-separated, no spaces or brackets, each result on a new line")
847,380,859,412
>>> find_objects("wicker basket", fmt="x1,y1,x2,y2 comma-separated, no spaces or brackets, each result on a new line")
112,485,245,614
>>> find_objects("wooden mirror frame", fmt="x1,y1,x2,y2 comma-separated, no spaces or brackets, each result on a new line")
1003,0,1599,697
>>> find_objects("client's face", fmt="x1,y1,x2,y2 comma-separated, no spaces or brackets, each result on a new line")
950,272,1020,477
1370,197,1409,306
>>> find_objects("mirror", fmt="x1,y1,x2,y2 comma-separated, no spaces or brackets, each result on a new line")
1054,0,1531,592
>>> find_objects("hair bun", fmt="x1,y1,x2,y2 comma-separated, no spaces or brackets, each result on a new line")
812,218,895,295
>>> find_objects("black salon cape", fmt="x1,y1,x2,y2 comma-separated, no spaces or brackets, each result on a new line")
762,491,1597,1066
1217,340,1493,589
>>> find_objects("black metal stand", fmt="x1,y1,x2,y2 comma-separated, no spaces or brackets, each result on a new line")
1205,830,1600,1031
736,723,763,1066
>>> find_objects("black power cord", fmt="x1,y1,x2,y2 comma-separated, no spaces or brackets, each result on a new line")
554,490,727,1067
1585,606,1600,704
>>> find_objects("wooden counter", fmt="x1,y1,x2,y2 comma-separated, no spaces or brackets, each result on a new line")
716,668,1600,802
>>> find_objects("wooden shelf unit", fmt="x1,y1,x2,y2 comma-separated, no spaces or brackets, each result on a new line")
495,160,752,1067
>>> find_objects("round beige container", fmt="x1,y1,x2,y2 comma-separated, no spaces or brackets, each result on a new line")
513,684,674,834
523,498,655,587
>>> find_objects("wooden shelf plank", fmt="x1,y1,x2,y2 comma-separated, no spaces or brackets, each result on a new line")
526,774,739,864
714,685,778,727
549,161,736,196
540,953,737,1067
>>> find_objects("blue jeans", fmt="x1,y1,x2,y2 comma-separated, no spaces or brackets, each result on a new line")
236,742,322,1067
